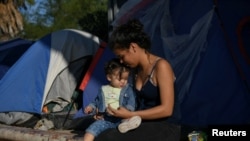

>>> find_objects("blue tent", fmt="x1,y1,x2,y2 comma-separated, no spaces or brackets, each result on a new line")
0,29,101,117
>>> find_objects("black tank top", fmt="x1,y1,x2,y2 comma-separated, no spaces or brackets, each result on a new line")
135,58,180,124
135,58,161,110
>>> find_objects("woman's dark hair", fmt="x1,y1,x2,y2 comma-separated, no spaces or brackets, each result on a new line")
109,19,151,51
104,58,130,76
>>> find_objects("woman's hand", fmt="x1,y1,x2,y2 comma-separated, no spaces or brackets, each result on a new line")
93,108,104,120
106,104,133,119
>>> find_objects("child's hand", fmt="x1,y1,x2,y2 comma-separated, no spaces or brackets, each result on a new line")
94,108,104,120
84,106,93,114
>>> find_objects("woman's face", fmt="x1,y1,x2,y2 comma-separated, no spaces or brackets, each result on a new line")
113,45,137,68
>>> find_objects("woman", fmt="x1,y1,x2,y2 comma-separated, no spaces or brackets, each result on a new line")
95,19,181,141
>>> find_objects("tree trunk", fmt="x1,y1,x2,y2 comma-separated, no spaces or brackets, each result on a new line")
0,0,23,42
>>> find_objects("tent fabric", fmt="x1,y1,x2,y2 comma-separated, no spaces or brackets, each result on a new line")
0,29,101,115
43,29,101,111
76,0,250,127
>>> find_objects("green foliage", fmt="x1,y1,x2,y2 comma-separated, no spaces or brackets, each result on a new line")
79,10,108,41
22,22,51,40
21,0,108,41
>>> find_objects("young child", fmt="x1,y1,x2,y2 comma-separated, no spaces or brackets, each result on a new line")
83,58,141,141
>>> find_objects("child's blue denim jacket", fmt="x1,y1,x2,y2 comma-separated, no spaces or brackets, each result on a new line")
88,83,136,113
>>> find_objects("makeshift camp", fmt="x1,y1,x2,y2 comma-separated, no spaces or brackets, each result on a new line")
0,0,250,140
0,29,102,125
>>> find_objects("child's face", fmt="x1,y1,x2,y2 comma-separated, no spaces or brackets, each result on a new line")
107,69,129,88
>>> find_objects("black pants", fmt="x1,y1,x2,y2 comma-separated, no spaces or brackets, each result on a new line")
68,116,181,141
96,120,180,141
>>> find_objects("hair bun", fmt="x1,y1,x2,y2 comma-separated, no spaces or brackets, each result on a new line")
127,19,143,32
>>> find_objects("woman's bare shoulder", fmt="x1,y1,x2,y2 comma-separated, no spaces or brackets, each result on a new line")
156,58,173,70
154,58,175,80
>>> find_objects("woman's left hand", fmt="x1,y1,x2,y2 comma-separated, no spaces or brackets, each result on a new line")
106,104,132,119
93,108,104,120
